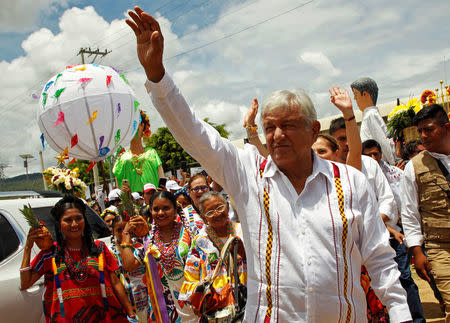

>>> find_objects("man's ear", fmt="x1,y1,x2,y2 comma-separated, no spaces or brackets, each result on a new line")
311,120,321,140
362,90,373,104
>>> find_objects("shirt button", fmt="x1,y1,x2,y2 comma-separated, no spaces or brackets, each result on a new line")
307,259,312,265
308,287,314,293
301,230,305,235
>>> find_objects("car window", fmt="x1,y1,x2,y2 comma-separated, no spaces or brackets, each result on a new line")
0,213,20,263
33,206,111,240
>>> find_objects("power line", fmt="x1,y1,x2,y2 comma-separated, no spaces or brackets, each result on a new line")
124,0,316,73
93,0,193,50
112,0,261,72
0,52,80,117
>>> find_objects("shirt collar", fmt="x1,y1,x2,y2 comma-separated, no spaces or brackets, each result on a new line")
262,150,335,184
428,151,450,159
363,105,378,115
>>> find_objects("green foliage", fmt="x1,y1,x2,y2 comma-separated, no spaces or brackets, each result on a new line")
386,108,416,140
145,118,230,172
20,203,40,227
67,159,111,186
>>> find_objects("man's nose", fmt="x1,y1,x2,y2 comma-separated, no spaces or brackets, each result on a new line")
273,127,285,141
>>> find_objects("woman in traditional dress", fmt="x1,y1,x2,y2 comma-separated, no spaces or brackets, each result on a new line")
120,191,197,322
113,110,164,192
179,191,247,318
179,191,247,316
20,195,138,322
111,219,149,323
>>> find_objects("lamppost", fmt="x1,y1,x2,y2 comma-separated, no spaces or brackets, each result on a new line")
19,154,34,184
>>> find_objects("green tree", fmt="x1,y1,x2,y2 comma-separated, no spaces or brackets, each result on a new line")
67,159,112,186
145,118,230,173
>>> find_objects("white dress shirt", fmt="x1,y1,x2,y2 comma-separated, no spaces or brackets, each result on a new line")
360,106,397,165
401,152,450,247
361,155,399,230
146,74,410,323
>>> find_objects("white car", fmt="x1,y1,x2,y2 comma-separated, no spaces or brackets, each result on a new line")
0,191,111,322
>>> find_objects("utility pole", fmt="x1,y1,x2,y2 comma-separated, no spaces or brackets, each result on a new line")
77,48,111,64
19,154,34,184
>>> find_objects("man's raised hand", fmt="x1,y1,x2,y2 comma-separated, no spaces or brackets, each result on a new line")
329,86,354,119
126,6,165,83
243,98,259,128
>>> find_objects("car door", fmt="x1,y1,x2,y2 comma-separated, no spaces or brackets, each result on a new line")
0,210,45,322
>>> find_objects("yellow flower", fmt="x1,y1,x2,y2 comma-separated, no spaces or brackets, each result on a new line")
406,98,421,113
388,105,407,120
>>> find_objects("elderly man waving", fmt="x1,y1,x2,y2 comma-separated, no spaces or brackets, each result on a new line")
126,7,411,322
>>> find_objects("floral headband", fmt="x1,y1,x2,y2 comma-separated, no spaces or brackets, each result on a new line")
140,110,151,137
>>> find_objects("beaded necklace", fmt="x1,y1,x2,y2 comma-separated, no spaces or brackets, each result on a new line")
152,221,181,276
52,242,107,320
63,247,88,282
131,156,144,175
206,220,236,251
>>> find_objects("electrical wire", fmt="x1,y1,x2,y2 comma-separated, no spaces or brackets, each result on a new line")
124,0,316,73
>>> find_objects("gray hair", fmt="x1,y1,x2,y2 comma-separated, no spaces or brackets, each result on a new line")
198,191,228,215
350,77,378,105
260,88,317,128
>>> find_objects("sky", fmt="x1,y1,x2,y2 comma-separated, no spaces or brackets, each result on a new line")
0,0,449,178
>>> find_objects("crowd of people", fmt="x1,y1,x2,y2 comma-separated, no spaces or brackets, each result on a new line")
19,6,449,323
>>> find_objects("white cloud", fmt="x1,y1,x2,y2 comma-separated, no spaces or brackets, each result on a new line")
299,51,341,77
0,0,68,33
1,0,450,178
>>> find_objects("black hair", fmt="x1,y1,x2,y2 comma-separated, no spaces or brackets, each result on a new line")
149,190,193,238
51,195,100,265
362,139,382,153
402,139,423,160
413,104,449,126
139,205,152,223
329,117,346,136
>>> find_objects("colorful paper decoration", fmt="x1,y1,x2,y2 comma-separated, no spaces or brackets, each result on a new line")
86,110,98,125
86,161,96,172
54,147,69,164
40,133,45,149
37,64,140,162
71,134,78,148
53,111,65,127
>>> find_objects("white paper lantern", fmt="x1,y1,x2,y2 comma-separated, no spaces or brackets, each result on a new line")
38,64,140,162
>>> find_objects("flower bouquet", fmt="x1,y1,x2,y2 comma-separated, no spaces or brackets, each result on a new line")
43,166,87,198
387,98,421,142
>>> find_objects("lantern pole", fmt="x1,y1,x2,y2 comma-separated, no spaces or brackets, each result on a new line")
39,151,48,190
77,48,111,197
